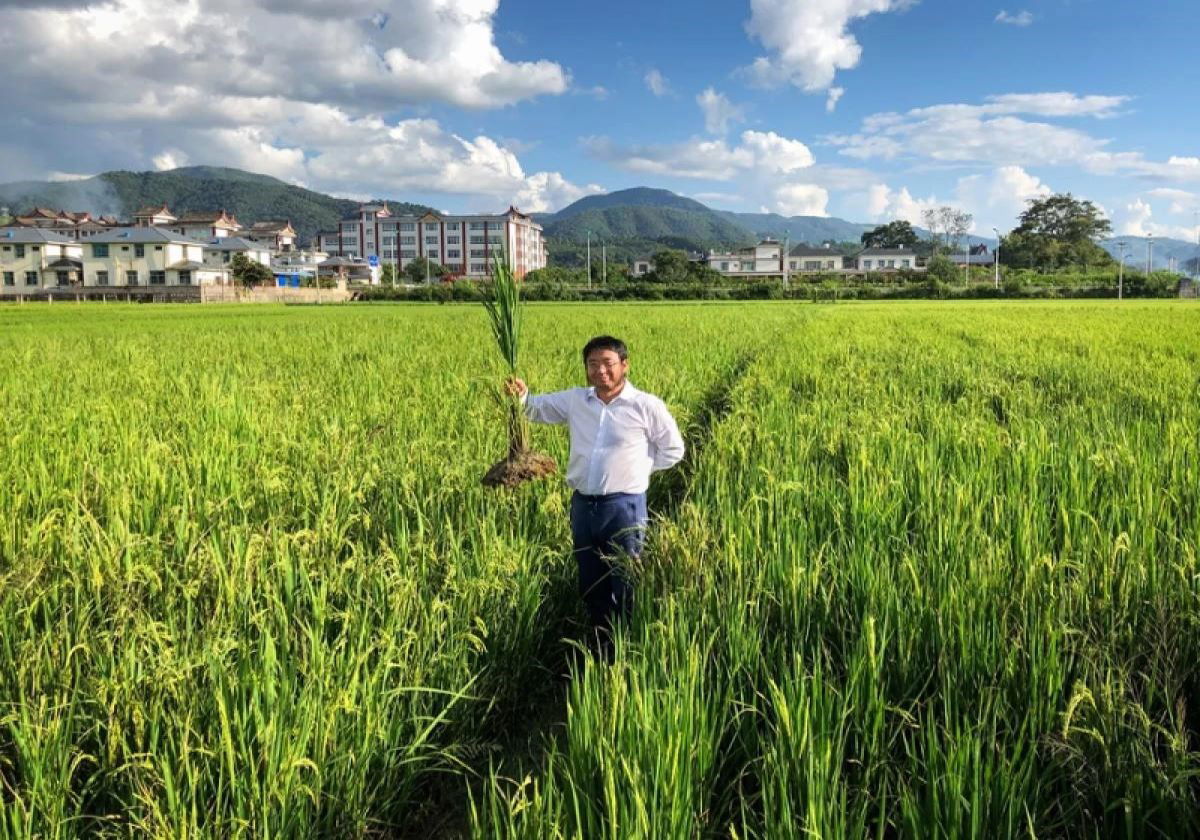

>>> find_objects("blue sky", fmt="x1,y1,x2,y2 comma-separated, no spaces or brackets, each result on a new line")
1,0,1197,238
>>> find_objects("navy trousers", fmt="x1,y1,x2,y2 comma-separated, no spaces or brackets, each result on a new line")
569,491,648,636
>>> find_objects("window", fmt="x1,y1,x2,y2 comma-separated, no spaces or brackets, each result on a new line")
789,261,797,270
25,271,38,286
446,236,460,244
15,245,25,258
720,262,729,271
150,271,166,285
425,236,439,244
805,261,819,270
342,223,357,233
135,244,145,257
470,249,486,258
178,271,191,285
31,246,39,252
469,236,485,245
447,249,461,259
470,263,486,272
400,236,416,245
399,223,416,231
424,223,439,232
3,272,13,286
96,270,109,286
126,270,138,285
155,245,163,251
92,244,108,257
400,250,416,258
901,259,911,268
469,222,485,230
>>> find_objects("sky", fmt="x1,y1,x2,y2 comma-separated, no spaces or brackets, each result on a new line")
1,0,1198,239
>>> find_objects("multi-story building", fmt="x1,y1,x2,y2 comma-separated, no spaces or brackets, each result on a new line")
174,210,241,241
318,203,547,279
11,208,122,239
705,239,787,277
244,220,297,253
81,228,223,287
0,228,84,292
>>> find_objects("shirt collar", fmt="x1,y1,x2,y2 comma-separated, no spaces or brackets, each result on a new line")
587,380,638,404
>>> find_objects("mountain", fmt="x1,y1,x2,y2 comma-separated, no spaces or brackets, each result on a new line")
544,187,715,221
718,211,876,245
543,205,753,246
0,166,435,244
1101,236,1200,272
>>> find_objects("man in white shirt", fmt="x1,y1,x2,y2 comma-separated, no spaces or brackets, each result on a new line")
506,335,685,658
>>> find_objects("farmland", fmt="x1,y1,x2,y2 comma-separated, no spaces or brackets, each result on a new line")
1,301,1198,838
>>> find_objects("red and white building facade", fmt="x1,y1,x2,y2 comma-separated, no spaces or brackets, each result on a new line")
318,203,548,279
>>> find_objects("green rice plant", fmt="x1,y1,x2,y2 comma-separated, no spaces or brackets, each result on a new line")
481,254,556,488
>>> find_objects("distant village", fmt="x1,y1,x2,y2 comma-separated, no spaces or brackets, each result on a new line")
0,199,1008,301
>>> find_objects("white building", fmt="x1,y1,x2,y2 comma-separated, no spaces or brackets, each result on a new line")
318,203,548,279
132,204,177,228
705,239,786,277
0,227,84,292
787,245,844,273
244,220,297,253
202,237,273,272
81,228,223,287
851,246,920,272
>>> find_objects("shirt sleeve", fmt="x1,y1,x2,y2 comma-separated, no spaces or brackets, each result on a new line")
648,398,686,471
521,388,573,425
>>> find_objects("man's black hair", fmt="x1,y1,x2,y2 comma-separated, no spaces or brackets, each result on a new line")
582,335,628,363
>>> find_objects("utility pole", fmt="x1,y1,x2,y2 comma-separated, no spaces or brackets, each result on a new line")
963,237,970,284
782,235,790,291
1117,241,1127,300
992,228,1001,288
586,230,592,289
1147,233,1153,276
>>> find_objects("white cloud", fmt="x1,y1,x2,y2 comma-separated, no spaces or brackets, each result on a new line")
1146,187,1197,215
1120,198,1154,237
824,93,1140,171
860,166,1051,232
954,165,1051,230
773,183,830,216
644,68,670,97
825,87,845,112
0,0,587,210
1114,196,1200,241
744,0,913,93
584,129,813,180
697,88,745,135
995,10,1033,26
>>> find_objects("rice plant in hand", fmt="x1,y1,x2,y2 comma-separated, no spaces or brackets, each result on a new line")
480,254,557,488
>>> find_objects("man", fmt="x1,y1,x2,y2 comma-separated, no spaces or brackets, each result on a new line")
506,335,685,658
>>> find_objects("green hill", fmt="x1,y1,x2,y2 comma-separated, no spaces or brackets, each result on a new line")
0,166,435,245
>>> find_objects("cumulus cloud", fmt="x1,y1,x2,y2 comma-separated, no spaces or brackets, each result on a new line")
825,87,845,112
0,0,591,210
644,68,671,97
1120,198,1154,237
697,88,745,135
744,0,913,93
584,130,814,180
773,183,830,216
995,10,1033,26
819,92,1200,188
861,166,1051,232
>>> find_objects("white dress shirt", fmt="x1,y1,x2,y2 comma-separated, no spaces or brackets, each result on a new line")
522,381,685,495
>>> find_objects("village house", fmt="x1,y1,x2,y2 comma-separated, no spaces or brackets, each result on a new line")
0,228,84,292
243,220,297,253
81,227,223,287
174,210,241,241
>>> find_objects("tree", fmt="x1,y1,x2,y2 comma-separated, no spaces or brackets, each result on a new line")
861,220,919,249
403,257,450,285
647,249,692,284
1001,193,1113,271
230,252,273,288
921,207,973,254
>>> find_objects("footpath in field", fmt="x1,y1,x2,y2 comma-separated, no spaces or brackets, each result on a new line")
407,307,812,838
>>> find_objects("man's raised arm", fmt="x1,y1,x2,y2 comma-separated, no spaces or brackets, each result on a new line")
506,377,572,425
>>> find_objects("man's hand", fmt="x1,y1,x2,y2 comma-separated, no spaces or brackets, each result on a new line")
505,376,528,398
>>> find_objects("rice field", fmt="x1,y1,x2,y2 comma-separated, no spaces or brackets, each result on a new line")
1,300,1198,838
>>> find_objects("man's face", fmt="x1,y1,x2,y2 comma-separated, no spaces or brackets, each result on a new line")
585,349,629,391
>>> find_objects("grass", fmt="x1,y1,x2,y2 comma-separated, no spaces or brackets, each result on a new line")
1,301,1198,838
